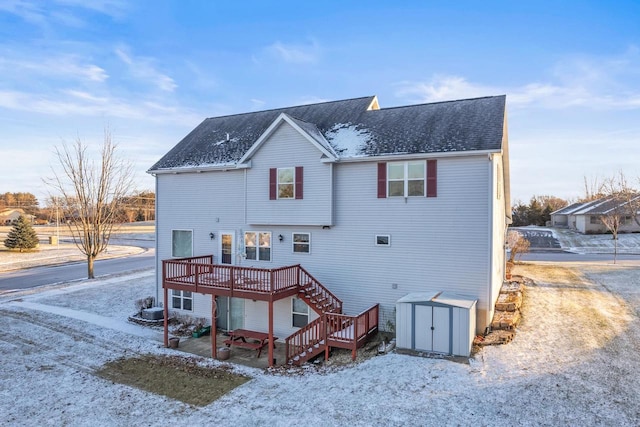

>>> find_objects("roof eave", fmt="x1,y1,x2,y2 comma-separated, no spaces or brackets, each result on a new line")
334,149,502,163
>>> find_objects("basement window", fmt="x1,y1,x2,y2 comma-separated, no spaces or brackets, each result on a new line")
375,235,391,246
292,297,309,328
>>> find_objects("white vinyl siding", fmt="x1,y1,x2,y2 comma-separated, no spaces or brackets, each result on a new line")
156,143,501,333
245,122,333,225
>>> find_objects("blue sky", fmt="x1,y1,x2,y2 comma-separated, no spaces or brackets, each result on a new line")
1,0,639,205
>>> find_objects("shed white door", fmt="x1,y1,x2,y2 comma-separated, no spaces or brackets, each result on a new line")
414,305,450,354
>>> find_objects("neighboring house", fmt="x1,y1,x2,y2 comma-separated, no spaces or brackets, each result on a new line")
551,196,640,234
0,208,34,225
148,95,511,361
550,202,584,227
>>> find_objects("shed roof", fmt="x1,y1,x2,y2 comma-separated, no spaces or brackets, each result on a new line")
149,95,506,172
396,292,477,309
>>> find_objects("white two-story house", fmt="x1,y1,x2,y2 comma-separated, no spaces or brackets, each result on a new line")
148,95,511,362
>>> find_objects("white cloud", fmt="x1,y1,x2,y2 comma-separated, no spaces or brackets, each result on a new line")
395,48,640,111
115,46,177,92
266,41,320,64
0,55,108,83
250,98,266,109
0,0,47,25
53,0,129,19
0,0,129,28
0,89,200,125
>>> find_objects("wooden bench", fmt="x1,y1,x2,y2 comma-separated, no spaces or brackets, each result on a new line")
223,339,261,350
224,329,277,358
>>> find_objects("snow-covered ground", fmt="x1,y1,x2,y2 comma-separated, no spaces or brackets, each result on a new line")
1,261,640,426
0,243,145,272
519,226,640,254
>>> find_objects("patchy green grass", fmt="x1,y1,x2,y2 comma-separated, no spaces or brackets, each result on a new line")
96,355,250,406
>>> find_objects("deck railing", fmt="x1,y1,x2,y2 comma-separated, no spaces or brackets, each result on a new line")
285,304,380,364
163,256,304,295
298,265,343,313
285,316,325,364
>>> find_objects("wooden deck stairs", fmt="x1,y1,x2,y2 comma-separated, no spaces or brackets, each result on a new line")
160,256,378,366
296,265,342,315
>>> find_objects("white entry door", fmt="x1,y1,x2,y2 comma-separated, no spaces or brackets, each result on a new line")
413,305,450,354
219,231,235,265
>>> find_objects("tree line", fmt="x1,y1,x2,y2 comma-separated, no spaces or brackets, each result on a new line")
0,191,155,224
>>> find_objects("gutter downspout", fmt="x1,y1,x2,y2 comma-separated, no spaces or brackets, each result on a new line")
487,154,495,334
154,175,160,308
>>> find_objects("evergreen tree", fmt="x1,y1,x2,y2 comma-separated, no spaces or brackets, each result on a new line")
4,215,39,252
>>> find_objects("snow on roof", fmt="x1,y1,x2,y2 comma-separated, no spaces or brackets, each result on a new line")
149,95,506,172
325,123,374,158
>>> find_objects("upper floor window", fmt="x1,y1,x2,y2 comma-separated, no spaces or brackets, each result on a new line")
270,167,303,200
278,168,294,199
378,160,436,198
172,230,192,258
388,161,425,197
245,231,271,261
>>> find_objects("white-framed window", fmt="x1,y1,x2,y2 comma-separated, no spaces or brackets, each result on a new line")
172,290,193,311
388,161,425,197
375,235,391,246
278,167,294,199
292,297,309,328
590,216,600,225
293,232,310,253
172,230,193,258
244,231,271,261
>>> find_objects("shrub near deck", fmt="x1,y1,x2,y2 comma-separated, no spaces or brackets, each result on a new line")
96,355,249,406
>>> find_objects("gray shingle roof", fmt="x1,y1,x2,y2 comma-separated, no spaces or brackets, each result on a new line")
149,95,506,172
554,195,640,216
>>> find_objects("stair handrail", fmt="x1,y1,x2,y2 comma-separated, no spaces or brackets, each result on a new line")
285,315,325,363
298,265,343,314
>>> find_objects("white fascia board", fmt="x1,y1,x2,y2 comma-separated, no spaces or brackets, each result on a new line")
333,149,500,164
148,164,241,175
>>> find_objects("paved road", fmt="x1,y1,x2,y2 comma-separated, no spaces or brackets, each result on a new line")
520,251,640,263
0,239,155,292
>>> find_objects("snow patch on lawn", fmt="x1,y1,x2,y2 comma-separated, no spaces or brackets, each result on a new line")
1,265,640,425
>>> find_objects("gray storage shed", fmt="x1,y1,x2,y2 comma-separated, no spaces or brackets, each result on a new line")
396,292,477,357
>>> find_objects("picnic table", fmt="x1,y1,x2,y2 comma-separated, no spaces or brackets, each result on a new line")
223,329,277,358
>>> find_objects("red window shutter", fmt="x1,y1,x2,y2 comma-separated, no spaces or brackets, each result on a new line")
377,162,387,198
269,168,277,200
427,159,437,197
295,166,304,199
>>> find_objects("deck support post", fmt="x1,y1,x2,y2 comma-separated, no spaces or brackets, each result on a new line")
324,315,330,361
211,294,217,359
163,286,168,347
268,298,274,367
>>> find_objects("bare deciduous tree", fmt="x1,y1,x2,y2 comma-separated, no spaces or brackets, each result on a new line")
507,230,530,263
594,171,640,264
45,129,134,278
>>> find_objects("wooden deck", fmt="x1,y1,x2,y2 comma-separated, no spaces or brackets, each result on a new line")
162,255,377,366
163,255,301,301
